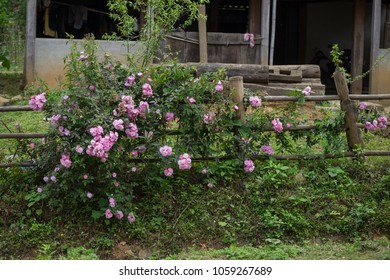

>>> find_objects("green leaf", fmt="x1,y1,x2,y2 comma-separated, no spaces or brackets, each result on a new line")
218,221,227,227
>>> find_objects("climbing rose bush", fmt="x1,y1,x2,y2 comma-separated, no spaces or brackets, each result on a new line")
30,38,345,222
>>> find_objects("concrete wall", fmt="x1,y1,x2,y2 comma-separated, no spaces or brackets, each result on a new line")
34,38,144,89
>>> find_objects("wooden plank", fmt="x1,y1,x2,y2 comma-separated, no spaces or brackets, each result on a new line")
351,0,365,94
269,69,302,83
269,65,321,78
0,106,32,112
334,70,363,151
185,63,269,83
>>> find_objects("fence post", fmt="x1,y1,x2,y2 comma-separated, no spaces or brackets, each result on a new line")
229,76,245,123
334,69,364,151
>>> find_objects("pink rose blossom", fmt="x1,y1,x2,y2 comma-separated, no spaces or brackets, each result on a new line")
233,105,239,111
165,112,175,122
142,83,153,97
60,154,72,168
261,145,274,155
187,96,196,104
114,181,120,187
202,168,207,174
112,172,117,178
87,192,93,198
109,197,116,208
249,96,262,107
215,81,223,92
207,183,213,188
139,101,150,118
113,119,124,130
128,213,136,223
116,210,124,219
244,159,255,173
43,176,49,183
89,84,95,91
105,209,113,219
76,145,84,154
203,112,215,125
178,153,192,170
159,145,173,157
125,123,139,139
301,86,312,96
124,75,136,87
29,143,35,149
29,92,46,111
83,174,88,180
272,118,283,133
131,150,138,157
164,167,174,177
50,176,57,182
37,187,43,193
359,102,367,110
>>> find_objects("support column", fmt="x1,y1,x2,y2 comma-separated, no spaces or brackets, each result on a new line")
23,0,37,87
249,0,261,35
369,0,382,94
261,0,271,65
198,4,208,63
351,0,366,94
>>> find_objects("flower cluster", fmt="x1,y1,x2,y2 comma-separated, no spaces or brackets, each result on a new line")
86,126,118,160
215,81,223,92
203,112,215,125
142,83,153,97
178,153,192,170
60,154,72,168
261,145,274,155
29,92,46,111
159,145,173,157
249,96,262,107
365,116,388,130
125,123,139,139
244,159,255,173
272,118,283,133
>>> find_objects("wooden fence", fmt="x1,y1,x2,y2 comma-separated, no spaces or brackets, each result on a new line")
1,69,390,168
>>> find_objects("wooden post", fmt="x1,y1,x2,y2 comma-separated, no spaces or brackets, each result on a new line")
23,0,37,87
249,0,261,35
198,5,208,63
229,76,245,123
261,0,271,65
334,70,364,151
351,0,365,94
369,0,382,94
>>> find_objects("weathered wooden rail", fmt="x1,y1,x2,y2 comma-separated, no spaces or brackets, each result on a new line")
1,70,390,168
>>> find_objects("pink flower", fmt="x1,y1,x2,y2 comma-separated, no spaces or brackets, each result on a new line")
113,119,124,130
78,51,89,61
202,168,207,174
124,75,136,87
58,126,71,137
378,116,388,124
128,213,136,223
29,143,35,149
125,123,139,139
60,154,72,168
207,183,213,188
187,96,196,104
244,159,255,173
137,72,143,77
249,96,262,107
29,92,46,111
50,114,61,127
272,118,283,133
178,153,192,170
105,209,113,219
142,83,153,96
87,192,93,198
109,197,116,208
50,176,57,182
261,145,274,155
116,210,124,219
112,172,117,178
43,176,49,183
89,126,104,139
215,81,223,92
233,105,239,111
164,167,174,177
359,102,367,110
159,145,173,157
114,181,120,187
165,112,175,122
83,174,88,180
301,86,312,96
131,150,138,157
139,101,150,118
131,166,137,172
89,84,95,91
203,112,215,125
76,145,84,154
37,187,43,193
286,123,291,129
